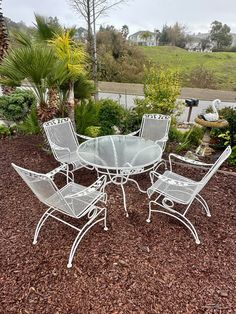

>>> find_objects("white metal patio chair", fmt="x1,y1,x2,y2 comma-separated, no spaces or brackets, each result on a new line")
12,163,108,268
129,114,171,152
146,146,232,244
43,118,92,176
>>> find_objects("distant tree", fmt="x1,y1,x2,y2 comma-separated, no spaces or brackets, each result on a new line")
199,37,211,51
159,23,187,48
121,24,129,39
96,26,145,83
69,0,128,99
168,22,187,48
210,20,232,49
154,28,160,45
159,25,171,45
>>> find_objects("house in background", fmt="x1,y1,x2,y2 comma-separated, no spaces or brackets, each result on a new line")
128,31,158,46
74,27,88,42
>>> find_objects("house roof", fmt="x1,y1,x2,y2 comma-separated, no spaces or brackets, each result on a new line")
129,31,155,39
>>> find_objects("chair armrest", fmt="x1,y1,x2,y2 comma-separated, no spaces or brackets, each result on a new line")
65,175,107,199
127,129,140,136
169,153,213,171
149,171,198,188
48,140,70,153
155,135,168,143
75,132,92,141
46,164,68,178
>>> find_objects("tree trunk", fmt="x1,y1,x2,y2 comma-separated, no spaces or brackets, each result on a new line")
37,87,59,123
92,0,99,101
67,81,76,129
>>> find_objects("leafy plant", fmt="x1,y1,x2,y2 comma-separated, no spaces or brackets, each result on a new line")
17,106,40,134
0,89,36,121
210,107,236,147
98,99,125,132
228,145,236,166
169,125,204,152
0,125,11,137
84,126,101,138
75,99,100,135
218,131,230,145
134,66,183,117
121,109,142,134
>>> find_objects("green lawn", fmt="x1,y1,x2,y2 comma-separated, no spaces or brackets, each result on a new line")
141,46,236,90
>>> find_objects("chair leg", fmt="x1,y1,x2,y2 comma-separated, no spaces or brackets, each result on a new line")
146,200,155,223
157,209,200,244
67,209,107,268
195,194,211,217
104,208,108,231
33,207,55,244
148,200,200,244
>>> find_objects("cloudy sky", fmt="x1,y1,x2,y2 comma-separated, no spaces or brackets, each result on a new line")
3,0,236,35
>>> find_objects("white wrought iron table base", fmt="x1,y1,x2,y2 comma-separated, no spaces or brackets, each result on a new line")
98,171,148,217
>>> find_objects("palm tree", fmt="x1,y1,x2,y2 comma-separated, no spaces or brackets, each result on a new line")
0,0,15,95
0,0,8,61
50,31,87,127
0,44,68,122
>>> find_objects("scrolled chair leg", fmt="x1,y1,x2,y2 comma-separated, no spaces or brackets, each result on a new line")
67,208,107,268
195,194,211,217
33,207,55,245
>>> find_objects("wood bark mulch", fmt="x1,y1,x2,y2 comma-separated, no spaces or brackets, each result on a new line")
0,135,236,313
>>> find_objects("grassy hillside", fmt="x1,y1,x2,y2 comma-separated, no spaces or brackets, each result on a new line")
141,46,236,91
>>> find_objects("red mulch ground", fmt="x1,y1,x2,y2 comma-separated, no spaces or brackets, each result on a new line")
0,135,236,314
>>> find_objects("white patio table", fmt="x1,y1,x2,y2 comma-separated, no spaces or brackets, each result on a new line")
77,135,162,216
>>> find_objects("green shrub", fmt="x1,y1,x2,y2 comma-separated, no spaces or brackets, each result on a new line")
0,89,36,122
185,65,217,89
74,76,95,100
169,126,185,143
0,125,11,137
75,99,100,135
84,126,101,138
17,106,40,134
169,126,204,152
134,66,183,117
98,99,125,132
120,109,142,134
228,146,236,166
210,107,236,147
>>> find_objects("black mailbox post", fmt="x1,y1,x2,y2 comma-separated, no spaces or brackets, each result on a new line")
185,98,199,122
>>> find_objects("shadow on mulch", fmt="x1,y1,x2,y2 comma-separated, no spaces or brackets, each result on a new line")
0,135,236,313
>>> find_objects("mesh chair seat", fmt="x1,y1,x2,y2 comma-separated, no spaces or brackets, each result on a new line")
47,182,104,217
148,170,198,204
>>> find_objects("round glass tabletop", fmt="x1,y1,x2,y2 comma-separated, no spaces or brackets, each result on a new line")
78,135,162,170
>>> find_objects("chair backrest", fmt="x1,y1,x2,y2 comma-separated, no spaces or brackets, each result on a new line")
200,146,232,187
43,118,79,162
140,114,171,150
12,163,74,216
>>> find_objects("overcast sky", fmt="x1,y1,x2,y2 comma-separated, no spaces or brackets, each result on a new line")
3,0,236,34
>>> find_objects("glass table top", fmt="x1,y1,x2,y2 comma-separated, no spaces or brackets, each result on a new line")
78,135,162,170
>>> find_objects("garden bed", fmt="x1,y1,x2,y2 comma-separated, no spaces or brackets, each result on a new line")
0,135,236,313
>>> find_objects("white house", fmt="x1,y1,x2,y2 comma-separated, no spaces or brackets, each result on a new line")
128,31,157,46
